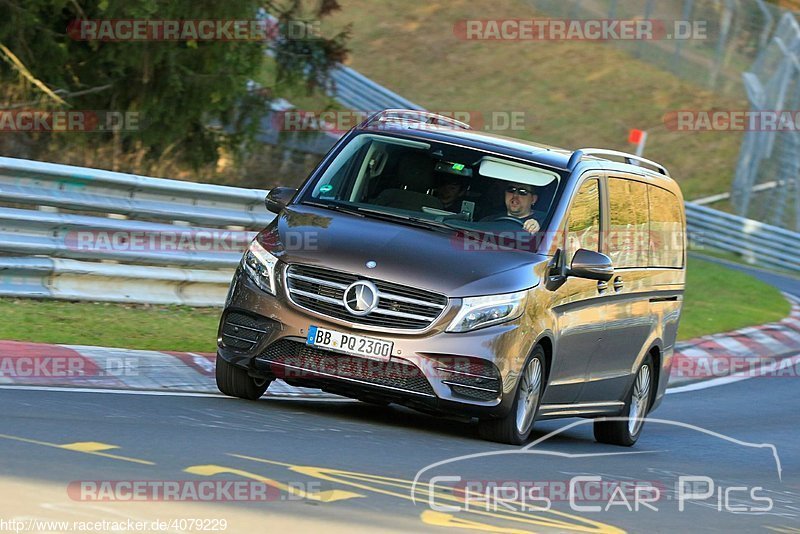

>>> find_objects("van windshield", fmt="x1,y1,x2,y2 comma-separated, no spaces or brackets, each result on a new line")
298,133,562,250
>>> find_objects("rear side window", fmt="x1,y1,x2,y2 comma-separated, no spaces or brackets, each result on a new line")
648,185,684,268
607,178,649,268
565,179,601,264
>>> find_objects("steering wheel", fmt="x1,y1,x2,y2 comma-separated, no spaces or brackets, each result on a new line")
493,216,525,226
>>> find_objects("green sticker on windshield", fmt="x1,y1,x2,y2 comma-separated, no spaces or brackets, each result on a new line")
452,163,465,171
320,184,333,194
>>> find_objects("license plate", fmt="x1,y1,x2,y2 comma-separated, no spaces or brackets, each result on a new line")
306,326,394,361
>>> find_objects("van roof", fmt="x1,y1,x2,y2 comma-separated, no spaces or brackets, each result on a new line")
356,110,672,180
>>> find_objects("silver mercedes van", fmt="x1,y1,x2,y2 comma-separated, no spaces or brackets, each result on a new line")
216,110,686,445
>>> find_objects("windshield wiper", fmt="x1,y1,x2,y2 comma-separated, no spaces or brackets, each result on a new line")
302,201,462,232
355,207,461,232
301,200,365,217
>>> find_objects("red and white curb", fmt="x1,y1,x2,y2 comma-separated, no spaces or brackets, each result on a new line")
670,292,800,386
0,293,798,398
0,341,323,398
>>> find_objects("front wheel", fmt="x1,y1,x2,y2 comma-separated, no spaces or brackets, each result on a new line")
215,355,272,400
594,354,654,446
478,346,545,445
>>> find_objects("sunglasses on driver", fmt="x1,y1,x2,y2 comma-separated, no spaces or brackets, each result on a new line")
505,186,532,196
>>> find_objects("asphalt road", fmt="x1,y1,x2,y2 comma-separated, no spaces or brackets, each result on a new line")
1,372,798,533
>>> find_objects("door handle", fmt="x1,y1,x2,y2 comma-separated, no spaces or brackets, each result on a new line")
613,277,624,291
597,280,609,292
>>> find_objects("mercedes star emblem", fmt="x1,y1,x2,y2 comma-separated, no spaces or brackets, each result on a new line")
343,280,379,316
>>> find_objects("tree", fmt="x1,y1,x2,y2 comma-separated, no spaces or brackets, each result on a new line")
0,0,348,170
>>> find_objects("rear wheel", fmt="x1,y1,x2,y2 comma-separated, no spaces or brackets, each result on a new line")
594,354,654,446
215,355,271,400
478,346,545,445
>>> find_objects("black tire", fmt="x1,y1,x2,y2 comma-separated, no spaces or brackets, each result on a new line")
594,354,654,447
478,346,546,445
215,355,271,400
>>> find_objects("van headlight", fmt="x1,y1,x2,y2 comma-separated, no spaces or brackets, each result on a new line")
446,291,527,333
242,240,278,295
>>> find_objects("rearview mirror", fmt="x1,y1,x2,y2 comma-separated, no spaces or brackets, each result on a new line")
568,249,614,281
265,187,297,214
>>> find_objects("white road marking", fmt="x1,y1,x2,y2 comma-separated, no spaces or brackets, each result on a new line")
0,385,228,397
1,350,798,399
0,384,354,401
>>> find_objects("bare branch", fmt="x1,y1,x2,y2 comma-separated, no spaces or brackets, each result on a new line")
0,43,67,106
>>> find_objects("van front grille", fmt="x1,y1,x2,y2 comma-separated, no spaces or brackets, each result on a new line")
257,339,435,396
285,264,448,331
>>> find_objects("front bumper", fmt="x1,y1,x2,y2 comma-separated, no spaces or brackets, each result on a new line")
217,266,533,418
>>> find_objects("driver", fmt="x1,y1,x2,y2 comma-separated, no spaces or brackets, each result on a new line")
482,182,541,234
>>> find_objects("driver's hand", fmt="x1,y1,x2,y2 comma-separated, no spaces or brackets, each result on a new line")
523,219,540,234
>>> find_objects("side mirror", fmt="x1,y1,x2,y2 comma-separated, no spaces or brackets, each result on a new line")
568,249,614,282
265,187,297,214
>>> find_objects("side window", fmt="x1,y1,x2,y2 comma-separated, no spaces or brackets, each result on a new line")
608,178,649,268
648,185,684,268
565,179,601,264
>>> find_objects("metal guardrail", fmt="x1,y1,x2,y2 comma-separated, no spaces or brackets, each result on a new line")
0,157,274,306
0,156,272,228
258,65,423,155
329,66,424,112
0,206,250,267
0,257,232,307
685,202,800,272
1,157,799,308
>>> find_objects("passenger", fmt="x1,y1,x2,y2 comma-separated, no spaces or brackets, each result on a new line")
435,175,468,213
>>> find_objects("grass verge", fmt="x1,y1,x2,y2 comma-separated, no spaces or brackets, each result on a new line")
0,258,789,352
688,246,800,278
0,301,221,353
680,257,790,340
